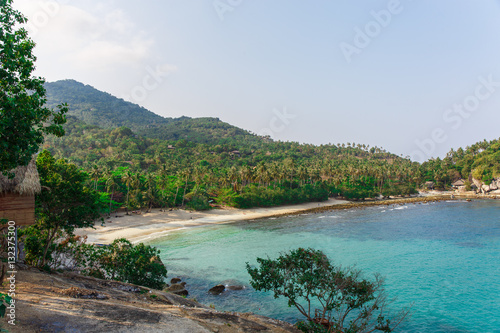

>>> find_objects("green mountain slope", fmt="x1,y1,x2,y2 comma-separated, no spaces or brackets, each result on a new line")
44,80,262,145
45,80,168,129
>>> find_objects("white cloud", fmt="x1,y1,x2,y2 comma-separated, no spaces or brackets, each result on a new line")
13,0,176,73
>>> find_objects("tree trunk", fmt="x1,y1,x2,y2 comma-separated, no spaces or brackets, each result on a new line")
41,226,59,267
181,180,188,207
174,186,179,207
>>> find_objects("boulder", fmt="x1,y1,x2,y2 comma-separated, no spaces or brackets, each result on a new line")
208,285,225,295
482,185,491,193
170,278,182,284
472,178,483,191
165,283,188,296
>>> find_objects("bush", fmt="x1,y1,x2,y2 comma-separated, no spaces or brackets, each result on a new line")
72,238,167,289
231,185,328,209
187,194,211,211
247,248,410,333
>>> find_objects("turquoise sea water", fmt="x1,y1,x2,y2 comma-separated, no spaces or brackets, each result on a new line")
149,200,500,332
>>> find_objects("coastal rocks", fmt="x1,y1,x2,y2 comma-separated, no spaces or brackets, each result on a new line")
473,177,500,194
170,277,182,284
472,178,483,191
165,280,188,296
61,287,109,300
222,279,247,291
208,280,247,295
13,269,300,333
208,284,225,295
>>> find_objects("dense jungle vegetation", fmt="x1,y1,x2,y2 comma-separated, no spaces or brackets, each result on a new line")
42,80,499,212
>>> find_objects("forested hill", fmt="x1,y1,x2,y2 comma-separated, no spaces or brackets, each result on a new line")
44,80,262,145
420,138,500,188
45,80,168,129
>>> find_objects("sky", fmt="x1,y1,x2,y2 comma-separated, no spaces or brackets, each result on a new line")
13,0,500,161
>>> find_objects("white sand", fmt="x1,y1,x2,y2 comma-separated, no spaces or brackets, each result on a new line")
76,198,349,244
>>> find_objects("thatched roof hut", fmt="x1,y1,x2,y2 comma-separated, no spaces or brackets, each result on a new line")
0,158,41,226
451,179,466,187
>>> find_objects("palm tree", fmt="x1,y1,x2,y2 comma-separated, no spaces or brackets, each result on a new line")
157,172,170,209
122,170,134,215
144,173,156,212
90,164,100,190
181,169,191,207
106,174,117,216
173,172,183,207
255,163,267,187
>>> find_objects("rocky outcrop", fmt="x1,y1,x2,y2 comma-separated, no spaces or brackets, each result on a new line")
220,279,247,291
3,267,299,332
472,177,500,194
208,284,225,295
165,279,189,296
472,177,483,191
166,282,188,296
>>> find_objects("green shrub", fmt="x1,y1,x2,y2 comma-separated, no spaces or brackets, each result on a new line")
247,248,410,333
72,238,167,289
187,194,211,211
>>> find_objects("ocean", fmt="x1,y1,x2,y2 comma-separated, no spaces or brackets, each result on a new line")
149,199,500,332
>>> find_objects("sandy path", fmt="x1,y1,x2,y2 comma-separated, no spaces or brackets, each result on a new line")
76,198,349,244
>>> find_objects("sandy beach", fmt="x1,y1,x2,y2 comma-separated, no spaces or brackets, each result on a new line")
77,192,495,245
77,198,350,244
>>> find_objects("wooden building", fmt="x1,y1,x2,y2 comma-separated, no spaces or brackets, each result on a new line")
0,158,41,226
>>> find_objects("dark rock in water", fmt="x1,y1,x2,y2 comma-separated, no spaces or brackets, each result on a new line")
208,285,225,295
167,284,185,292
170,278,182,284
165,283,188,296
219,279,246,292
226,285,245,291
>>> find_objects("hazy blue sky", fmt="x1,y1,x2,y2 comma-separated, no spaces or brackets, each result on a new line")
14,0,500,161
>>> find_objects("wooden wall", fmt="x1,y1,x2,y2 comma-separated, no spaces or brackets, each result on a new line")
0,193,36,226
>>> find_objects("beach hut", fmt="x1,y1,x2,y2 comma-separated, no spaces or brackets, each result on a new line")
0,158,41,226
451,179,466,188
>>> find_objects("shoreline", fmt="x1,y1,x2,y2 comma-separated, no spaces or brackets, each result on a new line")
78,193,496,245
78,198,350,244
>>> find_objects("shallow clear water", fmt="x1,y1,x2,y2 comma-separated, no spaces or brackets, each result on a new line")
149,200,500,332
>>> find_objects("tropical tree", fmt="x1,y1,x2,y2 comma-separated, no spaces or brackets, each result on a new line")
105,173,118,215
181,169,191,206
143,173,156,212
122,170,134,214
28,150,104,267
247,248,410,333
89,164,101,190
0,0,67,174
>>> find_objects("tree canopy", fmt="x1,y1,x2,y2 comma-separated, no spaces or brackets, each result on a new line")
247,248,410,333
0,0,66,174
27,150,104,266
